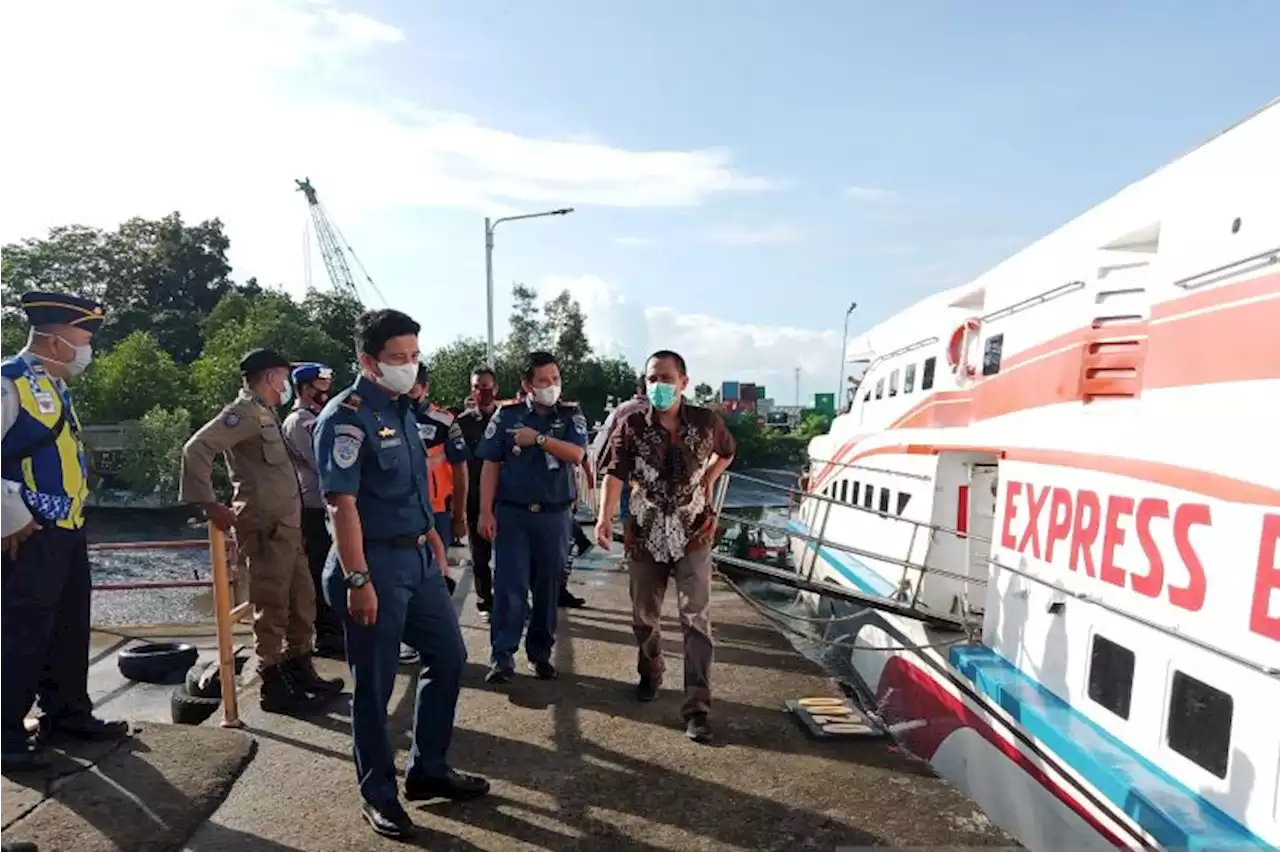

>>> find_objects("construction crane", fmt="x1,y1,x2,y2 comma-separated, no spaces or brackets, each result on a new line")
296,178,386,306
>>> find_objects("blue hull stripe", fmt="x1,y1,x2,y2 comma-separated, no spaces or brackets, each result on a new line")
786,521,1266,850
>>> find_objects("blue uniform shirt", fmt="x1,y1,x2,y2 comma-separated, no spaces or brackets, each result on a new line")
475,399,588,506
313,375,433,539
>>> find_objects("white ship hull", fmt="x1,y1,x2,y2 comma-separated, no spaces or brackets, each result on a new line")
790,98,1280,850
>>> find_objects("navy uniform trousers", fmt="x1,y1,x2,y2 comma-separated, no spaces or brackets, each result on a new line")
323,541,465,809
490,504,570,670
1,527,93,751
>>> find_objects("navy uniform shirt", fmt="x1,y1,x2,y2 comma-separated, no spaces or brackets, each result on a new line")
412,403,469,463
314,376,432,540
455,406,498,507
475,399,588,506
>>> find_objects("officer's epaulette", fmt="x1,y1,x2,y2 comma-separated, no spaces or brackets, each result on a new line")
560,400,580,409
339,392,363,413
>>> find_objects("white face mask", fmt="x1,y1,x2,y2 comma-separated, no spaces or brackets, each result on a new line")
35,330,93,377
531,383,561,407
377,362,418,395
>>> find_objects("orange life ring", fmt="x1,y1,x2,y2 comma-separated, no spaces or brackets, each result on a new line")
947,318,982,377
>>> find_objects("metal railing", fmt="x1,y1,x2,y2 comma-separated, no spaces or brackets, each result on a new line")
91,526,251,726
715,470,1280,679
709,471,981,631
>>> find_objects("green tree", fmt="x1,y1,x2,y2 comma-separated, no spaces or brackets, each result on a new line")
794,411,832,439
543,290,592,376
75,331,191,423
105,214,234,363
301,289,364,360
503,282,547,361
693,382,714,405
189,290,355,421
118,405,192,503
424,337,491,408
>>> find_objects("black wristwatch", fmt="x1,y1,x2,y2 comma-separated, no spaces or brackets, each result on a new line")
344,571,370,590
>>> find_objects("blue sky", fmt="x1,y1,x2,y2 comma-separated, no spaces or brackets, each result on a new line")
4,0,1278,403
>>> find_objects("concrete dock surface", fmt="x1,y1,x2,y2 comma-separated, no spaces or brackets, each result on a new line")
6,551,1019,851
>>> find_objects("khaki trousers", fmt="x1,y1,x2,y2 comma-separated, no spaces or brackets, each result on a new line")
628,546,713,718
240,522,316,667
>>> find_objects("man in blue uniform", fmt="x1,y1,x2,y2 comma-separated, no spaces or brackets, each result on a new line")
475,351,588,684
1,291,128,773
281,362,343,655
313,309,488,839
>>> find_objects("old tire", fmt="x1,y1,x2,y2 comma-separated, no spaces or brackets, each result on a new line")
184,664,222,699
117,642,199,684
170,686,220,726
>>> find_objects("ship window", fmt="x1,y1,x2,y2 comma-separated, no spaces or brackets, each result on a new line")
875,378,884,400
863,485,874,509
1087,635,1134,720
896,491,911,516
1167,672,1232,779
982,334,1004,377
851,481,860,504
921,357,936,390
863,390,871,404
889,370,899,397
904,363,916,394
878,489,890,514
838,480,848,503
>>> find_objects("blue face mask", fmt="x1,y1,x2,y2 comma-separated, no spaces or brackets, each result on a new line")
647,382,680,411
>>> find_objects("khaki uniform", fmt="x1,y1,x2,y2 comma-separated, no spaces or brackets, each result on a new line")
179,389,315,666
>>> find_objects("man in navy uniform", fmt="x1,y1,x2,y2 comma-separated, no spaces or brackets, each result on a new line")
313,309,488,839
1,291,128,773
453,365,501,617
475,351,588,684
281,362,343,656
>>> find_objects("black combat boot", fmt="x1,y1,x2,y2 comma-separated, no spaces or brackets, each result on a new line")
259,663,326,715
285,654,345,695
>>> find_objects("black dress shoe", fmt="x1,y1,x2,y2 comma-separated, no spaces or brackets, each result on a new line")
42,715,129,742
635,676,662,702
1,748,49,775
530,661,558,680
2,839,40,851
404,769,490,802
361,800,414,839
685,713,713,744
484,665,513,684
558,588,586,608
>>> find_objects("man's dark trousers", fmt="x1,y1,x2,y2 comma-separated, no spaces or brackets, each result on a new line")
323,542,466,810
1,527,93,755
302,507,342,647
465,501,493,607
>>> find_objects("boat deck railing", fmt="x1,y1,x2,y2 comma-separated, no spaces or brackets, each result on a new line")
90,526,250,726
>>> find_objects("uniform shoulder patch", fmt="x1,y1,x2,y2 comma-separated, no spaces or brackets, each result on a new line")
221,410,241,428
483,416,499,440
332,433,362,469
339,392,363,413
571,410,588,435
448,421,463,440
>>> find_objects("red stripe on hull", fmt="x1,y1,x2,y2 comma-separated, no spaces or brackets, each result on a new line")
876,655,1132,848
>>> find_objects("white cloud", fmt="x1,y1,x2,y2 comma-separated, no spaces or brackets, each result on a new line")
544,274,842,405
2,0,778,291
702,223,804,247
613,236,657,248
843,185,899,202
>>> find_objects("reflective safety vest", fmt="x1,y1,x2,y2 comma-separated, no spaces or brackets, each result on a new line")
427,443,453,513
0,356,89,530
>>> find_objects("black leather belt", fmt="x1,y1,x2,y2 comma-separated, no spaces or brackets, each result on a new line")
498,500,571,514
364,532,429,550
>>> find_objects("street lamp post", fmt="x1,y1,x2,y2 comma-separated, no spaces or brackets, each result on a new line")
835,301,857,410
484,208,575,366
